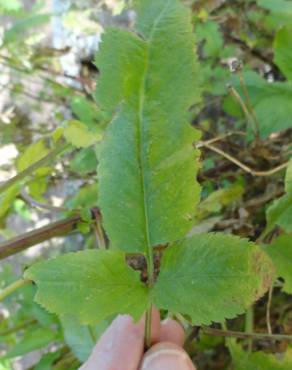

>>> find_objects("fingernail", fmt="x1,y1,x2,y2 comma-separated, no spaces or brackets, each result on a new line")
141,348,194,370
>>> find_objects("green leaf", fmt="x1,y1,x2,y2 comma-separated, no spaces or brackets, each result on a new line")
285,158,292,193
196,20,224,58
70,147,98,175
274,27,292,81
17,139,49,172
228,71,292,138
196,184,244,220
13,199,32,220
0,184,20,219
153,233,274,325
0,0,21,12
97,0,201,253
35,351,61,370
257,0,292,16
63,120,102,148
24,250,148,324
28,176,48,199
0,360,11,370
4,13,51,43
266,160,292,233
266,234,292,294
6,327,58,358
267,195,292,233
66,183,98,210
230,341,292,370
63,10,100,34
71,96,102,129
61,315,109,362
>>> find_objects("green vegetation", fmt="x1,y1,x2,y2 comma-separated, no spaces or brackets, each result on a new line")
0,0,291,368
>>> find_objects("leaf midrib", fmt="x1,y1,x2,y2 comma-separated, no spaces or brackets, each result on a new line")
137,2,172,252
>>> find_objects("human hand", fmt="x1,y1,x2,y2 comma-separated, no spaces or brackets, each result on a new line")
79,310,196,370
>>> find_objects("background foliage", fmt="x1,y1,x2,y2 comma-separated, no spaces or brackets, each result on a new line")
0,0,291,369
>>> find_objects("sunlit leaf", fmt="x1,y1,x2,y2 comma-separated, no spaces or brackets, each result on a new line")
0,184,20,219
17,139,49,172
25,250,148,324
63,120,102,148
0,0,22,12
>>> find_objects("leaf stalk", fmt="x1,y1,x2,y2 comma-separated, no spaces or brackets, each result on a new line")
0,279,31,301
0,142,71,195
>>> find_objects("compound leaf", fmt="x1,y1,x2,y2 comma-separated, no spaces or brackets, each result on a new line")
24,250,148,324
266,234,292,294
153,233,274,325
96,0,201,253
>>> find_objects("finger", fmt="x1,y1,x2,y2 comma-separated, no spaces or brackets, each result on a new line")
79,308,161,370
80,315,144,370
139,342,196,370
160,318,185,346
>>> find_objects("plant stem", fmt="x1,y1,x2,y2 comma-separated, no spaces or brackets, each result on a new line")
0,319,37,336
20,189,67,212
145,250,155,348
228,85,257,138
0,214,82,260
0,143,71,195
245,307,254,352
145,304,153,349
92,208,106,249
200,141,289,177
266,285,273,334
0,279,31,301
239,72,261,140
137,49,155,348
202,326,292,342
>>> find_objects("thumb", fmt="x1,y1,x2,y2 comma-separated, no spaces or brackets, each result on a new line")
139,342,196,370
